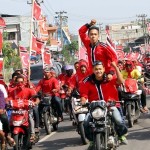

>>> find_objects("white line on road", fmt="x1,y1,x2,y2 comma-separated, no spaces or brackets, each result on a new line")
38,132,56,143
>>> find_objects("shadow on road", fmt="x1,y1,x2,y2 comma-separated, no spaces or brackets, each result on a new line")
127,129,150,140
37,137,86,150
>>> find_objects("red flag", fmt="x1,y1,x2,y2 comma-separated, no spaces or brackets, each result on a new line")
0,18,6,28
19,46,28,52
32,34,44,54
33,0,42,20
20,52,29,69
0,58,3,75
79,46,88,62
0,29,3,55
42,48,52,68
38,17,49,41
116,50,124,60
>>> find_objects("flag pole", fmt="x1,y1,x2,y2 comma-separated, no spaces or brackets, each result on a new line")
28,0,35,82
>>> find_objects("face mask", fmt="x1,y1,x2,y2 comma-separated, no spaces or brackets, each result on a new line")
16,82,24,88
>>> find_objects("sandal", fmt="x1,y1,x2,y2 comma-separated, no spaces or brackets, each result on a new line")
30,134,35,142
143,107,149,112
140,108,147,113
1,144,6,150
7,136,16,147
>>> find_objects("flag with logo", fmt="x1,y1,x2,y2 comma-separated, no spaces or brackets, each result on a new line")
33,0,42,21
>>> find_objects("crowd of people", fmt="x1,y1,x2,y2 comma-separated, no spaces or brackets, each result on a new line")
0,19,149,150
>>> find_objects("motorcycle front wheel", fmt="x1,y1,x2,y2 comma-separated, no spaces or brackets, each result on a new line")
44,112,52,135
95,133,105,150
78,122,88,145
13,134,23,150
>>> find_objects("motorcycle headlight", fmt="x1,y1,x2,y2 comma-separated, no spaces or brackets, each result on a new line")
91,107,105,120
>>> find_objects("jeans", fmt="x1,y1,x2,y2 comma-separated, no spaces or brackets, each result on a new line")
33,106,39,128
51,96,63,117
0,113,11,135
84,107,128,141
138,83,147,107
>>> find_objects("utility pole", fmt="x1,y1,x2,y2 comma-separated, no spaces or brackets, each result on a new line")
55,11,68,49
97,23,103,41
137,14,147,35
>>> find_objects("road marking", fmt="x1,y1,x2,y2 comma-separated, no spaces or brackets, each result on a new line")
38,132,56,143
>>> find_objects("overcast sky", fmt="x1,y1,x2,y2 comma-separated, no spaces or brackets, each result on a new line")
0,0,150,34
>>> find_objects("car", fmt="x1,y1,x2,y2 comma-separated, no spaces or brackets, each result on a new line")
30,61,62,85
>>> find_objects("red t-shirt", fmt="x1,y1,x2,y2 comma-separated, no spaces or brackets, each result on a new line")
79,74,120,107
36,77,60,96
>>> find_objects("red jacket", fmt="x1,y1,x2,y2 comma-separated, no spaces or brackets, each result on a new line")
79,24,118,73
79,74,120,107
36,77,60,97
69,60,90,90
8,86,36,100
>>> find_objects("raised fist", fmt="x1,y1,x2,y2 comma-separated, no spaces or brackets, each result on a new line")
90,19,96,26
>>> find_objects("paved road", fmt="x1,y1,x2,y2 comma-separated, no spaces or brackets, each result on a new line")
33,96,150,150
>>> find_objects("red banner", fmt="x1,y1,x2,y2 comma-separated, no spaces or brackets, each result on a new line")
0,17,6,28
33,0,42,20
79,46,88,62
42,48,52,68
20,52,29,69
116,50,124,60
38,17,49,41
32,34,44,54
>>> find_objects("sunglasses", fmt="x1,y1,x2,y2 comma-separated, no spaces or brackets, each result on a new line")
92,61,103,66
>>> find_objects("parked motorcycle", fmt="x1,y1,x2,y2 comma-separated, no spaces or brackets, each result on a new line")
39,95,58,135
89,100,120,150
9,99,34,150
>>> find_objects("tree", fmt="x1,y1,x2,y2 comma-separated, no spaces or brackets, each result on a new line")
2,42,21,69
61,41,78,63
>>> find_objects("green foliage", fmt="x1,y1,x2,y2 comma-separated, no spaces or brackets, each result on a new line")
2,42,21,69
61,41,78,63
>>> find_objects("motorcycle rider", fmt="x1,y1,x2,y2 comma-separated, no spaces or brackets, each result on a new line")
67,59,90,94
0,83,16,149
8,75,40,141
121,60,148,113
36,67,63,122
80,61,128,150
79,19,118,80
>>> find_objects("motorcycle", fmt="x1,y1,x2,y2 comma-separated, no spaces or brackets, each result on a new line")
89,100,120,150
71,91,88,145
39,95,58,135
121,90,142,128
9,99,35,150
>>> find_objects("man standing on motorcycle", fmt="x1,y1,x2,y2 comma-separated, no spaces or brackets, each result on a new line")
8,75,40,141
80,61,128,150
36,67,63,122
79,19,118,80
121,60,148,113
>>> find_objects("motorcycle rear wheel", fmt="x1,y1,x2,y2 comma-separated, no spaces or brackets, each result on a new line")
44,112,52,135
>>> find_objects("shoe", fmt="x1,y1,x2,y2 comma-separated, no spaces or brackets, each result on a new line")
87,141,94,150
30,134,35,142
120,135,128,145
